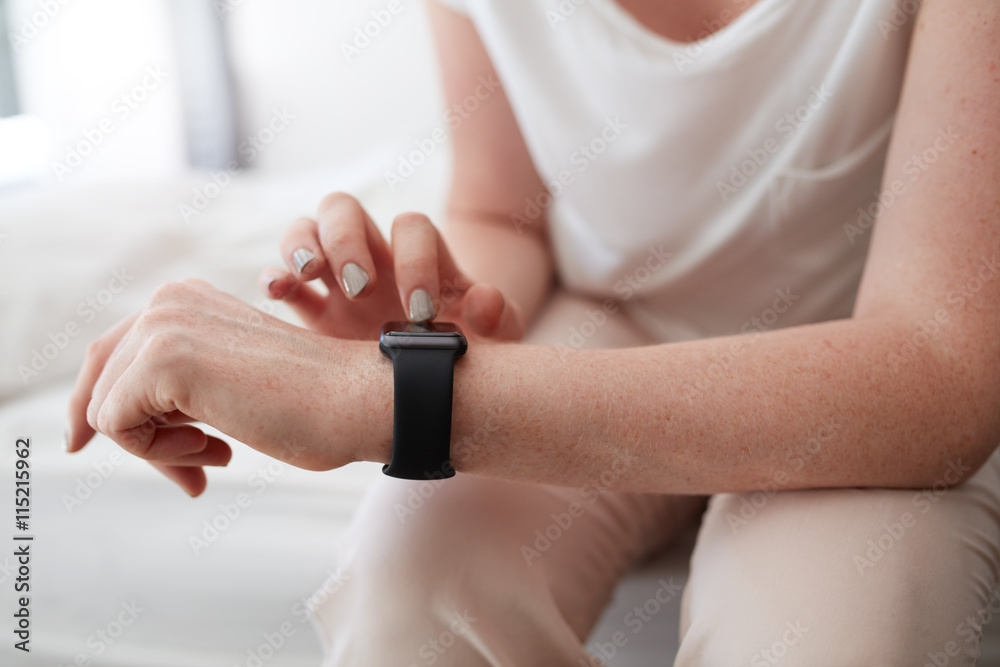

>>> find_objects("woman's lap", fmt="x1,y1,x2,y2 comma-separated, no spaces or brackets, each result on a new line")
311,474,703,666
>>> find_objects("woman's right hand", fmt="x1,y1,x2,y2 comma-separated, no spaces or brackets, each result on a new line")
259,192,526,342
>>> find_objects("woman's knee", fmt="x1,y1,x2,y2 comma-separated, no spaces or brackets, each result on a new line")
309,476,530,665
677,484,1000,666
312,474,607,666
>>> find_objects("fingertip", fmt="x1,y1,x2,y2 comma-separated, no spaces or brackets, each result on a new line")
258,270,280,298
214,439,233,467
463,284,505,336
291,247,321,278
201,437,233,467
259,270,299,300
273,278,301,301
408,288,437,323
153,462,207,497
341,262,372,300
187,469,208,497
66,410,96,453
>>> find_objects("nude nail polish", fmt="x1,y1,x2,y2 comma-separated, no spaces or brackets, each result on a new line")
342,263,370,299
409,289,436,322
292,248,316,273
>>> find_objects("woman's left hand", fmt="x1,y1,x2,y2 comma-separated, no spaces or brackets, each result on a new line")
65,279,385,497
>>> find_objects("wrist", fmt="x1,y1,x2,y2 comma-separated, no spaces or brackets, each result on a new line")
339,339,394,466
449,341,506,473
341,327,510,476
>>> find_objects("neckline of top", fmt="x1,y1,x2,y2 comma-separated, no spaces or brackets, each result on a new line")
587,0,788,55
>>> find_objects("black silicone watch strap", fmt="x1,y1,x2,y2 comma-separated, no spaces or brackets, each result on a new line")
382,347,462,480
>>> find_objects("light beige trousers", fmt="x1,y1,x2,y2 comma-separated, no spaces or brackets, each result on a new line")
312,292,1000,666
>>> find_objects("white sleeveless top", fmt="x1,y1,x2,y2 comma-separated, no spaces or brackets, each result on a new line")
436,0,919,341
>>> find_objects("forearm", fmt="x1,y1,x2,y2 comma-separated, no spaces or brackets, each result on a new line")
358,315,997,494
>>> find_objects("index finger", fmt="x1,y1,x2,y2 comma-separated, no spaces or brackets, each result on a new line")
391,212,472,322
66,312,139,453
315,192,393,299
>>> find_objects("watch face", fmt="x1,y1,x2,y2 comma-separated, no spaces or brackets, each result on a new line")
379,321,468,353
381,321,464,336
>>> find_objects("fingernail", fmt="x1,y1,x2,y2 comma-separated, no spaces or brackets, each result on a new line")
292,248,316,274
266,278,279,297
409,289,436,322
341,263,370,299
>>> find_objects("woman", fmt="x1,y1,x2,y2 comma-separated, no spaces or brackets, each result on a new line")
66,0,1000,663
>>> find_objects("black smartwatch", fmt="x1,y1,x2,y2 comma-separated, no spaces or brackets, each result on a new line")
379,321,468,480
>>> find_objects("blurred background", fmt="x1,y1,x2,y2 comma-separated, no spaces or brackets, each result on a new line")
0,1,690,665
